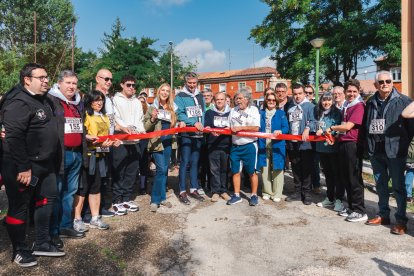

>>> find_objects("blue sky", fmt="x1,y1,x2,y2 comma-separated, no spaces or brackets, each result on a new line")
71,0,376,78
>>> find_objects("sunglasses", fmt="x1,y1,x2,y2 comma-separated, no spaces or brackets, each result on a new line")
305,92,314,95
99,76,112,82
125,83,136,88
267,99,276,102
378,79,392,85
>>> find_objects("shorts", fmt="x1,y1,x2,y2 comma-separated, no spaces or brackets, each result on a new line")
230,142,258,174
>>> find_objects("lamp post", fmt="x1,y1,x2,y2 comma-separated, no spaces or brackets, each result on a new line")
169,41,174,93
310,38,325,102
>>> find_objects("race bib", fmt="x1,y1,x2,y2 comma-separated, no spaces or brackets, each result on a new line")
231,110,248,125
186,105,202,118
213,116,229,128
289,110,303,122
369,119,385,134
96,147,110,153
318,121,326,129
157,109,171,122
64,117,83,134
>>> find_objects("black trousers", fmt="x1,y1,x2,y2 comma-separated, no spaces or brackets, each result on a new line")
112,143,140,203
3,157,56,251
338,142,365,214
287,147,313,199
208,148,229,194
320,152,343,202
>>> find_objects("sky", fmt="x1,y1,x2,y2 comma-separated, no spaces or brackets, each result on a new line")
71,0,376,79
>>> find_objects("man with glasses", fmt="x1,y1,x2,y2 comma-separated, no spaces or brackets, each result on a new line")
1,63,64,267
275,83,292,113
364,71,413,235
112,75,145,215
332,86,346,110
305,85,317,105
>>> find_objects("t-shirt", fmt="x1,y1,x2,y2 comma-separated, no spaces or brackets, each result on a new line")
62,101,82,148
338,102,364,142
229,105,260,145
105,96,115,135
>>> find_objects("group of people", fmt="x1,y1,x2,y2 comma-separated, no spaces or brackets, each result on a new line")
0,63,413,269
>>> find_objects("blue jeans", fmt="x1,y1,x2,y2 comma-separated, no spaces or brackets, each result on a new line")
370,153,408,224
50,150,82,235
151,143,172,204
405,168,414,198
179,136,202,193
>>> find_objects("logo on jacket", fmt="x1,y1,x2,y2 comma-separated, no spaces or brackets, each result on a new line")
36,109,47,120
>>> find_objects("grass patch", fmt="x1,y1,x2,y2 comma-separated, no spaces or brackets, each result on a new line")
101,247,127,270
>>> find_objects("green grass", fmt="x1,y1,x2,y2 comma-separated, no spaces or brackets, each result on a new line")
101,247,127,270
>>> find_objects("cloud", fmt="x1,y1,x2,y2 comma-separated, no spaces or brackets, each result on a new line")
252,56,275,68
150,0,189,6
174,38,226,71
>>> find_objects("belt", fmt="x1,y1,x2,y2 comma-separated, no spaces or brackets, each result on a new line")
64,146,82,152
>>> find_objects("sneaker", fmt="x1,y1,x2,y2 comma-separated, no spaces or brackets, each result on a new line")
250,195,259,206
211,193,220,202
338,208,351,217
227,194,242,205
32,242,65,257
150,203,158,212
262,194,270,200
123,201,139,212
220,193,231,201
316,197,334,208
333,200,345,212
272,197,281,202
197,188,206,196
346,212,368,222
89,216,109,230
101,208,115,218
179,193,191,205
160,200,172,208
82,214,91,225
74,219,89,233
51,235,64,249
112,203,128,216
189,190,205,202
13,249,37,267
285,193,301,202
59,228,85,239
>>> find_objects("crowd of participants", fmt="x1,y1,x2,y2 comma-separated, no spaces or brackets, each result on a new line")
1,63,414,268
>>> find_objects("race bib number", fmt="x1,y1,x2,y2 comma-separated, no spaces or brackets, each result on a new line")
369,119,385,134
157,109,171,122
231,110,248,125
186,105,202,118
96,147,110,153
289,110,303,122
213,116,229,128
64,117,83,134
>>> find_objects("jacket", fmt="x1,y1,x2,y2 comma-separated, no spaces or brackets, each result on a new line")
314,107,342,153
364,88,414,158
257,108,289,170
204,105,231,150
144,105,177,152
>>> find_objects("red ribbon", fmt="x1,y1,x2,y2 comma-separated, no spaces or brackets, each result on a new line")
96,127,334,144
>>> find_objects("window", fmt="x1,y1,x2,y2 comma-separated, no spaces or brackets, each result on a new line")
148,88,155,97
238,82,246,89
204,84,211,90
390,67,401,81
219,83,226,92
256,81,264,92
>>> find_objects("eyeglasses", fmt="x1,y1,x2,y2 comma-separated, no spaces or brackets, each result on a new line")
305,92,314,95
378,79,392,85
31,76,49,82
99,76,112,82
267,99,276,102
125,83,136,88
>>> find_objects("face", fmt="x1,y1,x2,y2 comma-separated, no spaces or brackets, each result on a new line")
345,85,359,102
91,97,104,112
203,91,213,104
25,68,49,95
214,94,226,110
375,73,393,95
59,76,78,100
332,88,345,104
185,77,198,93
321,99,333,110
226,96,231,106
266,95,277,110
235,94,249,110
275,87,287,102
305,87,314,100
158,85,171,103
96,70,112,94
121,80,136,98
293,87,305,104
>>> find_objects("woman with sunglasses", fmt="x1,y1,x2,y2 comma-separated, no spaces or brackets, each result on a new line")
257,92,289,202
144,83,177,212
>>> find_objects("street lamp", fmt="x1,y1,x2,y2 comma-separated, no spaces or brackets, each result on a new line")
169,41,174,93
310,38,325,102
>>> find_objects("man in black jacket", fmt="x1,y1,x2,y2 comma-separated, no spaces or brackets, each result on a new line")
1,63,64,267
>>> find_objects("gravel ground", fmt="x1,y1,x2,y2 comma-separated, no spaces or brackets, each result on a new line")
0,169,414,275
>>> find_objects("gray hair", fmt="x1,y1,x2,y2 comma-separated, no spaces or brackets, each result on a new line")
375,70,393,83
184,72,198,82
234,88,253,105
214,91,226,100
57,70,77,82
332,86,344,93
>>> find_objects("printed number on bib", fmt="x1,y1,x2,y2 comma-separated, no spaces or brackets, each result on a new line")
157,109,171,122
186,105,202,118
369,119,385,134
64,118,83,134
289,110,303,122
96,147,110,153
213,116,229,127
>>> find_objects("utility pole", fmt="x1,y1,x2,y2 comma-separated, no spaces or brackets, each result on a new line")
71,22,75,71
169,41,173,92
34,12,37,63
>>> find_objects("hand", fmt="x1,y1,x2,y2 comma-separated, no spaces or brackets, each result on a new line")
194,122,204,131
316,129,323,136
302,128,310,142
179,121,186,128
101,138,113,148
273,130,282,136
86,134,98,142
325,127,332,135
113,139,122,147
1,127,5,139
120,126,132,134
231,126,240,134
17,169,31,186
151,109,158,122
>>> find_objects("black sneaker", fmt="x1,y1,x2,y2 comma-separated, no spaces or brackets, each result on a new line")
100,208,115,218
32,242,66,257
59,228,85,239
51,235,64,249
179,192,191,205
189,190,205,202
13,249,37,267
285,193,301,202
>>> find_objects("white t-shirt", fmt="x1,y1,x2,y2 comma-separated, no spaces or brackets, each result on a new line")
229,105,260,145
105,96,115,135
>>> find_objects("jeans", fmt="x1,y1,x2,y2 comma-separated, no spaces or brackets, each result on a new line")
208,148,229,194
151,142,172,204
179,136,202,193
405,168,414,198
370,153,408,224
50,150,82,235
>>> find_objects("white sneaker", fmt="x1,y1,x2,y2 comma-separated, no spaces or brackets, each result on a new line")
262,194,270,200
112,203,127,216
198,188,206,195
123,201,139,212
272,197,281,202
346,212,368,222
